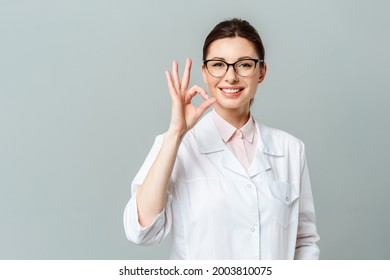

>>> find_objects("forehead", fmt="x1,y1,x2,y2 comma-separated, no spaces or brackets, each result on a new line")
206,37,257,60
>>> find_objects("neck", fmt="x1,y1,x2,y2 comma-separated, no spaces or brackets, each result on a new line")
214,105,251,129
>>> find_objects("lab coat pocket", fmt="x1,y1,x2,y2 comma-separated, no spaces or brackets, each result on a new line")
267,181,299,228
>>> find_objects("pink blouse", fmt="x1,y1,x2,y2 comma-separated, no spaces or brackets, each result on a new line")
212,109,258,171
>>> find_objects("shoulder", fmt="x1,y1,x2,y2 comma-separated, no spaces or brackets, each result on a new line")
263,123,304,145
257,121,305,156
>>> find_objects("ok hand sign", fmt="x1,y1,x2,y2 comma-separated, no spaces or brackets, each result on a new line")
165,58,216,138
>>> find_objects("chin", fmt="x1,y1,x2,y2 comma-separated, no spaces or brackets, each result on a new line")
215,99,250,111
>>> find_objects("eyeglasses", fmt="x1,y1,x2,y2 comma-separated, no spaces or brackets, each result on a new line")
203,58,263,78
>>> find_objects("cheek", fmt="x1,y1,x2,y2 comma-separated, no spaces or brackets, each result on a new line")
249,73,262,87
251,78,260,88
207,86,219,97
204,76,220,89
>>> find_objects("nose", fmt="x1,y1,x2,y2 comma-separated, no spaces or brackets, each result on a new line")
224,65,238,83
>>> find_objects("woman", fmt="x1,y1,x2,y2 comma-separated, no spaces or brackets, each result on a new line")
124,18,320,259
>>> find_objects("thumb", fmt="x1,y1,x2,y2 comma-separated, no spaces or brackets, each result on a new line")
196,97,217,116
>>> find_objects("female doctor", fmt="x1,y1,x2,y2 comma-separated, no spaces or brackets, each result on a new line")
124,18,320,259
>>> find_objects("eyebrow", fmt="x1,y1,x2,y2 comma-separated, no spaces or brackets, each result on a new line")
207,56,254,61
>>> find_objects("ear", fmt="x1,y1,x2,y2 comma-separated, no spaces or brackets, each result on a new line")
202,64,208,84
258,62,267,84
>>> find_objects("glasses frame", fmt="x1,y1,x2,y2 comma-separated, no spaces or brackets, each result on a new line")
203,58,264,78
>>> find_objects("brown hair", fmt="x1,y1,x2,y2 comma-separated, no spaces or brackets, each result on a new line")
203,18,265,67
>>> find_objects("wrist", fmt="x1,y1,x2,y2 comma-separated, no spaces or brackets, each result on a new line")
164,128,185,144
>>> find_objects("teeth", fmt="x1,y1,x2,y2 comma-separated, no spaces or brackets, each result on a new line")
222,88,240,94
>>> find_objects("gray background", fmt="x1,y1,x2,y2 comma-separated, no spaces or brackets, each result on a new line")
1,0,389,259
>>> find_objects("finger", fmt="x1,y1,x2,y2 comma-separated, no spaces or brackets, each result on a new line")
181,58,192,92
188,85,208,100
196,97,217,116
185,85,208,104
165,70,178,100
171,60,181,92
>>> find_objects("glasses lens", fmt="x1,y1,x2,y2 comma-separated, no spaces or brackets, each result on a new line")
206,61,227,77
234,60,257,77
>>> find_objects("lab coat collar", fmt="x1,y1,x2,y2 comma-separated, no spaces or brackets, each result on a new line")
256,122,284,157
194,111,284,157
193,112,226,154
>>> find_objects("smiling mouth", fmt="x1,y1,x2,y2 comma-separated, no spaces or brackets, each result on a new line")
220,88,243,95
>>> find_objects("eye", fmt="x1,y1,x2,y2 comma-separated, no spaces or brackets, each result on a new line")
209,61,226,68
237,61,254,69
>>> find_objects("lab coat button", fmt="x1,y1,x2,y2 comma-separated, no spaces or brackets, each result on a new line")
247,184,252,188
251,227,255,232
286,197,289,201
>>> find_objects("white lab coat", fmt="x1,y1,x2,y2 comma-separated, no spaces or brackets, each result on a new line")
124,111,320,259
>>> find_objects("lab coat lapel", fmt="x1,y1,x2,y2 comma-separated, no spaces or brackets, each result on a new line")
194,112,248,177
247,121,284,177
247,147,271,177
221,148,249,177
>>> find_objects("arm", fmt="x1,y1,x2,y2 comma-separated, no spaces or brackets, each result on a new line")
135,130,182,227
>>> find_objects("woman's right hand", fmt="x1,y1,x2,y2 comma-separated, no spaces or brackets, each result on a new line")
165,58,216,138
